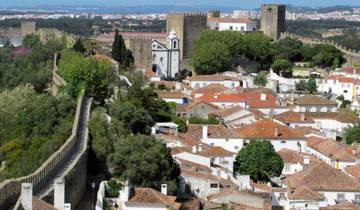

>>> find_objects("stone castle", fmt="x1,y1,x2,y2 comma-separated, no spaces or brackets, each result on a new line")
260,4,286,40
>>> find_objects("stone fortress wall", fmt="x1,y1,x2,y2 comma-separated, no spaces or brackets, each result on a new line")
0,54,91,210
281,32,360,65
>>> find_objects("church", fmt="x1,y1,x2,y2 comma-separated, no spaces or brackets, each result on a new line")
151,31,180,78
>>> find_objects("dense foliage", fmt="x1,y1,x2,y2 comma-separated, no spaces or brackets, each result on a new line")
344,123,360,145
253,73,268,88
58,49,113,102
235,140,283,182
295,79,318,94
112,29,134,67
188,116,220,125
0,34,65,92
192,30,344,75
0,86,75,180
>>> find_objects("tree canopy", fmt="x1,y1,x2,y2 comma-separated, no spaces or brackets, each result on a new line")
58,49,113,102
235,140,283,182
112,29,134,68
107,134,180,194
344,123,360,145
253,73,268,88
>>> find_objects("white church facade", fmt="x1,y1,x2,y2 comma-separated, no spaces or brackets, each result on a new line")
151,31,180,78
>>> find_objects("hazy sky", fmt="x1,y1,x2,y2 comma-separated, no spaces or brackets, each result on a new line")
2,0,360,8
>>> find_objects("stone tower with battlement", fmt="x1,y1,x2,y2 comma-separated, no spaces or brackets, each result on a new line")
260,4,286,40
166,12,207,60
21,21,36,37
208,10,220,18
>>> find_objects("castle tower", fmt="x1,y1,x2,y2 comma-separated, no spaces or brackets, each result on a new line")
208,10,220,18
21,21,36,38
166,12,207,60
260,4,286,40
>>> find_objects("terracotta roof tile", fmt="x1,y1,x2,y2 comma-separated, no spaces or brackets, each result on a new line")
307,136,326,147
212,106,244,118
337,66,360,74
278,149,320,165
128,187,181,210
284,163,360,191
294,95,338,106
156,91,186,99
193,83,229,94
186,124,241,140
306,111,360,123
310,140,356,161
274,111,314,124
234,120,304,139
189,75,238,81
320,202,360,210
345,164,360,180
288,185,325,201
181,169,236,187
32,197,58,210
186,100,219,110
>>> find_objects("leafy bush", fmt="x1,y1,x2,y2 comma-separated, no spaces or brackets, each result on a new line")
105,180,123,198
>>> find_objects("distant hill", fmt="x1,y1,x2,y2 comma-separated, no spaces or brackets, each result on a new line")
0,4,359,14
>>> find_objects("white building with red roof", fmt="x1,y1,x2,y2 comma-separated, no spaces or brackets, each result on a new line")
188,75,241,89
319,74,360,100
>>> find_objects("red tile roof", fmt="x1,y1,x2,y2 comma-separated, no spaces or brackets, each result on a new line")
284,163,360,191
199,92,278,108
128,187,181,210
288,185,325,201
186,124,241,140
156,91,186,99
309,140,356,161
274,111,314,124
294,95,338,106
234,120,304,139
345,164,360,180
324,75,360,84
189,75,238,81
320,202,360,210
336,66,360,75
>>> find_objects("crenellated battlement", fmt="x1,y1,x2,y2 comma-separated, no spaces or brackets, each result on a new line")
167,12,207,17
261,4,286,7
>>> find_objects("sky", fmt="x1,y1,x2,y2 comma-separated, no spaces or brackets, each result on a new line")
1,0,360,9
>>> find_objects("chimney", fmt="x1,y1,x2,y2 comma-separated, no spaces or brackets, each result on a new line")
260,93,267,101
21,183,33,210
192,145,197,153
202,125,208,140
304,156,310,165
274,127,279,138
161,184,167,195
198,143,203,152
64,204,71,210
122,180,130,202
300,113,305,122
175,82,181,91
54,178,65,210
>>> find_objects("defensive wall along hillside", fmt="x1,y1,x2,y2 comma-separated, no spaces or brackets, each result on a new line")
0,54,92,210
281,32,360,65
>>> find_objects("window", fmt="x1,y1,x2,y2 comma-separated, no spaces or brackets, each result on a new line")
229,26,233,30
281,141,286,144
344,90,348,93
234,146,239,150
316,107,321,112
355,194,360,202
160,57,163,63
231,83,235,88
241,26,244,31
225,139,229,142
152,54,156,62
173,41,177,49
341,84,345,88
210,143,215,146
195,83,199,88
347,84,350,88
202,82,206,87
336,193,345,203
278,193,286,200
210,183,219,188
284,164,290,171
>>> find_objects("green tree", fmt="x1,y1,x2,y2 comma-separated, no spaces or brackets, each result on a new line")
344,123,360,144
22,34,42,49
253,73,268,88
112,29,127,65
107,135,180,194
73,38,86,54
306,78,318,94
235,140,283,182
295,80,307,93
188,116,220,125
192,41,231,75
271,59,294,77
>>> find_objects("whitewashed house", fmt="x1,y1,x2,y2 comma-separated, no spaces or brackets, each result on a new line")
188,75,240,89
210,106,259,128
319,75,360,101
278,149,316,175
293,95,338,113
208,17,257,32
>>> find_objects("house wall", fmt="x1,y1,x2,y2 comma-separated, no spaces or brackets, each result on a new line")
162,98,186,104
288,200,320,210
313,119,353,133
173,152,211,167
320,79,355,100
213,156,235,172
208,101,247,109
318,191,360,206
209,193,267,209
190,80,240,89
257,107,290,115
187,103,218,119
293,105,337,113
152,49,169,78
201,138,244,153
179,176,220,198
282,162,303,175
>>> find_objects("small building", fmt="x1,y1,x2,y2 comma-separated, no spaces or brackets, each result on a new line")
188,75,240,89
151,31,180,78
208,17,257,32
293,95,338,113
210,106,258,128
185,100,219,119
278,149,318,175
156,91,188,104
319,75,360,101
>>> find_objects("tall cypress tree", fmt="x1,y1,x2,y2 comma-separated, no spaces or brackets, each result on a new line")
112,29,127,65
